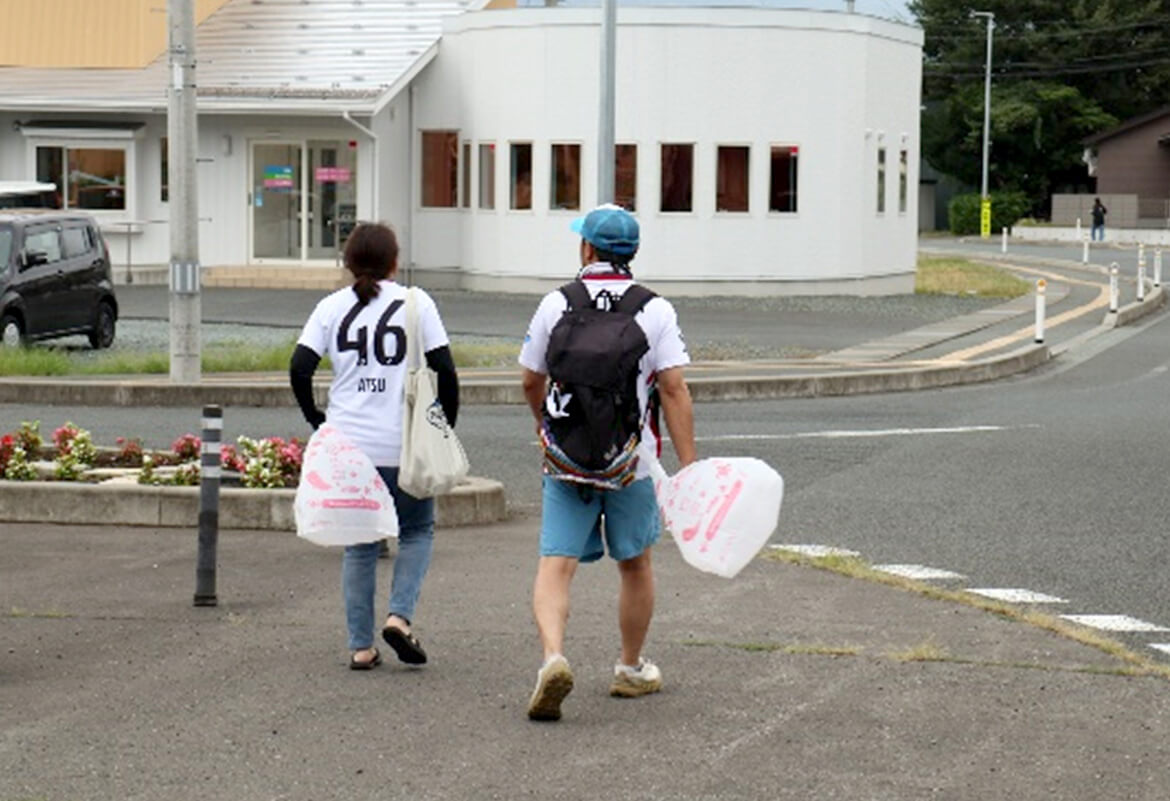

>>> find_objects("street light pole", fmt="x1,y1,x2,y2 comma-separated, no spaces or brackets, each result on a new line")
972,10,994,238
597,0,616,205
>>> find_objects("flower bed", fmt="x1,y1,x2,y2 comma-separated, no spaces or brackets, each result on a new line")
0,420,303,488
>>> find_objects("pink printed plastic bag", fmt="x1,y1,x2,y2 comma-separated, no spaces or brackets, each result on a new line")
644,450,783,578
294,424,398,546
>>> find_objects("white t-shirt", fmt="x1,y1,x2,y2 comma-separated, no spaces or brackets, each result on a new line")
518,264,690,477
298,280,449,466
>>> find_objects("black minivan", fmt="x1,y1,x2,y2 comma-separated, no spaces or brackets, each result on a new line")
0,210,119,349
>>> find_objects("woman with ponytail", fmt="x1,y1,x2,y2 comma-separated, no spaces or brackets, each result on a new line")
290,222,460,670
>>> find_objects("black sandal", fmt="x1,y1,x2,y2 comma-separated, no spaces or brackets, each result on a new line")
382,623,427,665
349,648,382,670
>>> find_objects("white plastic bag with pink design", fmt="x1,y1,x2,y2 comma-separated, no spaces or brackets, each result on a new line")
643,449,783,578
294,424,398,546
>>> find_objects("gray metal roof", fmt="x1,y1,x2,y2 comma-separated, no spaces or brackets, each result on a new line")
0,0,475,115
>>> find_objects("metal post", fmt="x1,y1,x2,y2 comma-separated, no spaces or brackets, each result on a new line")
597,0,617,205
168,0,201,383
1155,249,1163,287
972,11,994,238
1082,234,1089,265
1034,279,1046,343
1076,217,1082,240
1001,226,1007,253
1109,263,1120,313
1137,253,1146,302
194,404,221,606
124,221,134,285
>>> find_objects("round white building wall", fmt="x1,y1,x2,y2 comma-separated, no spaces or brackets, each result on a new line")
409,6,923,296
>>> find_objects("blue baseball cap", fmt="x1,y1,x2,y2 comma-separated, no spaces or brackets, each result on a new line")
569,203,639,257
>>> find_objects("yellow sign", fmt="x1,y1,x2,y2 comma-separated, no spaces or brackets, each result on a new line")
980,198,992,238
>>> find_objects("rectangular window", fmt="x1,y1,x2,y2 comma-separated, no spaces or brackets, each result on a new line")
37,145,127,210
550,143,581,211
769,145,799,213
420,130,458,208
660,143,693,213
61,225,91,258
510,142,532,211
23,227,63,263
161,136,169,202
716,145,750,213
898,148,908,213
876,147,886,214
615,144,637,211
478,143,495,210
461,141,471,209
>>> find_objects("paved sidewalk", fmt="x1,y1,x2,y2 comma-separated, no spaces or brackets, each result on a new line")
4,519,1170,801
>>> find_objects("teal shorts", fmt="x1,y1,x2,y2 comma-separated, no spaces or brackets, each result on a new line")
539,476,661,563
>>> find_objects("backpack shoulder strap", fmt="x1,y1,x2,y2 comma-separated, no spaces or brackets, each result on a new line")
558,279,592,311
615,283,656,316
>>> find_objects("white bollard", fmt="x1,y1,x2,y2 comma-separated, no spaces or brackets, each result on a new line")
1138,254,1146,302
1109,263,1120,313
1034,279,1046,343
1076,217,1082,240
1155,249,1163,287
1082,235,1090,265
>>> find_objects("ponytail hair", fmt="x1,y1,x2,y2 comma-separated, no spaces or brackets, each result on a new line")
343,222,400,305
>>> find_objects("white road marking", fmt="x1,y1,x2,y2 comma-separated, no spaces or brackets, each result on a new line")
770,544,860,558
873,564,966,580
691,424,1038,443
966,588,1068,604
1060,615,1170,633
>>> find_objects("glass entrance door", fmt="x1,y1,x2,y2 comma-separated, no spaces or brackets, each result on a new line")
252,143,302,260
307,140,358,260
251,139,360,263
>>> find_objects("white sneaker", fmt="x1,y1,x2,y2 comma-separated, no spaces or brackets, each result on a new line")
527,655,574,721
610,658,662,698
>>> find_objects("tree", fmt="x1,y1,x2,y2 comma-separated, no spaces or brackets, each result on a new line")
910,0,1170,214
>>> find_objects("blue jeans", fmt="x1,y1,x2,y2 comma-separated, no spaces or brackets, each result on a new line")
342,466,435,650
1092,223,1105,241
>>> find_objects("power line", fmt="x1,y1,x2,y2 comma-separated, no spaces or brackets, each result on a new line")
925,53,1170,79
923,14,1170,43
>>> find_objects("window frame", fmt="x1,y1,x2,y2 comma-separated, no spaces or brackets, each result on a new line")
876,146,887,215
898,148,909,215
509,141,533,212
549,142,582,212
768,143,800,215
659,142,695,214
24,137,137,220
715,143,751,214
461,140,472,210
419,129,460,209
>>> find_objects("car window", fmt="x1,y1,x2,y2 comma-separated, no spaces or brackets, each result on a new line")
0,227,12,272
62,225,91,258
23,228,63,264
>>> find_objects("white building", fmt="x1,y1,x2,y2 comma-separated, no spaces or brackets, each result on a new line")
0,0,923,295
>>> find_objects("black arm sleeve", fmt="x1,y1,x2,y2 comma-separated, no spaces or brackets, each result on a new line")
424,345,460,428
289,344,326,429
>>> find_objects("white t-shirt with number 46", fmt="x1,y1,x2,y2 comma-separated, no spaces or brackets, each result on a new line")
298,280,449,467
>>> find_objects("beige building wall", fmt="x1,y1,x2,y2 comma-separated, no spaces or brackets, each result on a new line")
0,0,230,69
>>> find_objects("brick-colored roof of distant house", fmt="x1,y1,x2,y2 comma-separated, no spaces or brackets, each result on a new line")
1084,106,1170,146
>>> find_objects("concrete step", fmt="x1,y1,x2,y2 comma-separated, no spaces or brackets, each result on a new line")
202,265,349,290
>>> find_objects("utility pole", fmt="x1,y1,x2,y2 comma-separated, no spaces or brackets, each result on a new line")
972,10,994,239
597,0,616,204
168,0,201,382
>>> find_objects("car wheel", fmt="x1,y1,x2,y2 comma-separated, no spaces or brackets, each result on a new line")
1,313,25,348
88,302,116,349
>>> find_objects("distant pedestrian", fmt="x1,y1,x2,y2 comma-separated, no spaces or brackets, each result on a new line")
1091,197,1107,241
289,222,460,670
518,204,697,721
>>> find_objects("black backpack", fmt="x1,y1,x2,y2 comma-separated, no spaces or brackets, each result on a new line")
541,279,657,489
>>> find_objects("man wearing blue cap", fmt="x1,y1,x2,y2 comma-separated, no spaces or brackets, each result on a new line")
519,204,697,721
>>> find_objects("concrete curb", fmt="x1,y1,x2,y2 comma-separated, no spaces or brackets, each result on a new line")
1105,285,1166,328
0,475,507,531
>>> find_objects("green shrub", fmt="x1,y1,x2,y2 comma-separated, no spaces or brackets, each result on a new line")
948,191,1031,235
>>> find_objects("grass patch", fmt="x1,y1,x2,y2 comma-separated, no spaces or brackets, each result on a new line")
916,256,1031,298
682,639,861,657
0,339,518,376
888,640,950,663
765,547,1170,680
